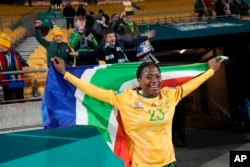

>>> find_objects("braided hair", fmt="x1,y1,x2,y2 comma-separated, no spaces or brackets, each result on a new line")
136,61,161,78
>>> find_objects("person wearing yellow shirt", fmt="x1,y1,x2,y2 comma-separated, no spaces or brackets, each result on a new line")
51,56,221,167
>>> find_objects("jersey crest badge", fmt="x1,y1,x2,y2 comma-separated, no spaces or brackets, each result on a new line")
134,102,144,109
151,102,157,107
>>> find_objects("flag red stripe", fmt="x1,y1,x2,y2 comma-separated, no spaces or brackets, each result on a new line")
114,112,130,167
162,76,194,87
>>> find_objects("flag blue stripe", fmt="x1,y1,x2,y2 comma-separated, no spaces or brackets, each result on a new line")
42,63,97,129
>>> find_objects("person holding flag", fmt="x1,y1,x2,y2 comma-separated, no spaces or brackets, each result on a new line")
50,55,224,167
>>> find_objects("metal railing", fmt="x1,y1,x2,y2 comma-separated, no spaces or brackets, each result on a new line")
0,69,48,104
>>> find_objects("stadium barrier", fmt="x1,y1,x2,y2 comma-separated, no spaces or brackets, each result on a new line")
0,69,47,104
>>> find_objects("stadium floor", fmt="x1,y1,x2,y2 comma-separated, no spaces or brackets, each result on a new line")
175,127,250,167
1,125,249,167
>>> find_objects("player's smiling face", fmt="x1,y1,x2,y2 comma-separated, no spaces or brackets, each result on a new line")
137,65,162,97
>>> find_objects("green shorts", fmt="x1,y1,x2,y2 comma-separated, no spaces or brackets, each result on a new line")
163,163,175,167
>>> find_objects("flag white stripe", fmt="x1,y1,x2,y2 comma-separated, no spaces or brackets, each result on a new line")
75,65,109,125
74,65,118,150
107,108,119,150
161,70,204,79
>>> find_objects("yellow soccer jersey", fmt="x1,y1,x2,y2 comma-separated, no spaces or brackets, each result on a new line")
114,88,182,167
64,69,214,167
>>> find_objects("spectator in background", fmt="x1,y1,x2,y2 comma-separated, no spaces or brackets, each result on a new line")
63,2,76,29
93,9,103,21
35,20,74,67
93,9,110,22
69,28,156,64
28,0,32,6
223,0,232,16
92,14,110,44
69,16,99,65
109,13,119,28
50,0,57,10
85,11,95,34
0,33,29,101
240,0,250,16
76,4,86,16
231,0,240,17
194,0,205,20
112,6,141,41
214,0,225,16
111,6,142,62
56,0,62,10
204,0,213,18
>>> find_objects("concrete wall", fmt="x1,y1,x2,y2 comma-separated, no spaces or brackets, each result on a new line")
0,101,42,132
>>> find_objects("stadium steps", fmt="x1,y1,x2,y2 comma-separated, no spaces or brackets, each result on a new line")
15,37,40,60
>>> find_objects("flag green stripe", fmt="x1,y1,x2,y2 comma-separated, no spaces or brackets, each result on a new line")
82,65,139,142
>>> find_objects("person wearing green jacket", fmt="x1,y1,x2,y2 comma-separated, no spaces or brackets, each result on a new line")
69,16,99,65
35,20,74,67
